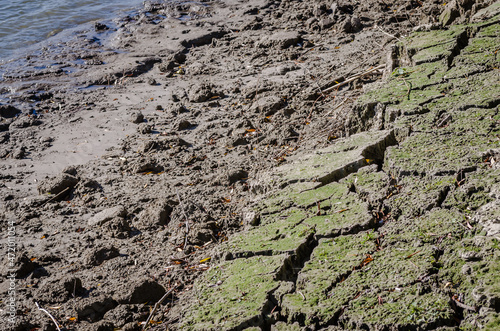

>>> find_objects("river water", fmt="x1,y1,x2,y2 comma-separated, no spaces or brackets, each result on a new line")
0,0,146,61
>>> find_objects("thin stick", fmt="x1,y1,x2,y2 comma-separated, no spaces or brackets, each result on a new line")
35,302,62,331
142,286,178,330
452,298,478,312
375,25,404,44
324,97,349,116
41,187,70,207
322,64,385,93
176,189,190,248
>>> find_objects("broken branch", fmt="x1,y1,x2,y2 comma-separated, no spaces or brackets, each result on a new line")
322,64,385,94
142,286,178,331
35,302,62,331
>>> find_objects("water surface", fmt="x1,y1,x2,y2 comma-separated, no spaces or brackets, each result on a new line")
0,0,145,60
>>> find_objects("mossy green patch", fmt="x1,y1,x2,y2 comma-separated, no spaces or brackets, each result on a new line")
382,208,468,244
282,233,444,327
341,166,390,203
341,287,454,329
384,122,493,176
383,175,454,219
282,235,375,325
477,22,500,38
222,208,309,255
443,168,499,211
274,130,394,185
405,25,466,52
181,255,287,330
437,236,500,328
305,193,372,237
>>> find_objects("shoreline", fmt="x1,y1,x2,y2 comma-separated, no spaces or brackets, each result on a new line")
0,0,147,62
0,0,498,330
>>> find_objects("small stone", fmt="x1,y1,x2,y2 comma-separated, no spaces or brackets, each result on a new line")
147,78,157,86
351,16,362,32
84,245,120,266
177,119,193,130
114,278,166,304
38,173,79,195
94,22,109,31
228,169,248,184
88,205,127,227
0,105,21,118
129,111,144,124
243,211,260,226
14,254,36,278
320,17,336,30
75,295,117,322
159,61,176,72
11,148,25,159
173,52,186,64
340,18,352,33
62,165,78,176
137,123,152,134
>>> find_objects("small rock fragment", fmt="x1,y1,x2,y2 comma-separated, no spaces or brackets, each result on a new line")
137,123,152,134
228,169,248,184
114,278,167,304
76,295,117,322
94,22,109,31
11,147,25,159
38,173,79,195
0,105,21,118
351,16,362,32
88,205,127,227
177,119,193,130
84,245,120,266
129,111,144,124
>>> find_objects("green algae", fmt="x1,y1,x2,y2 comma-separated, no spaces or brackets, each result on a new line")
443,168,499,211
342,287,454,329
405,25,466,52
282,235,376,326
180,255,287,330
180,15,500,330
282,234,449,327
341,166,390,204
382,176,455,219
274,130,394,185
382,208,469,244
222,209,311,255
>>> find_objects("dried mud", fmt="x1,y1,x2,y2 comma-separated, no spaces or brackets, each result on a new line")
0,0,499,330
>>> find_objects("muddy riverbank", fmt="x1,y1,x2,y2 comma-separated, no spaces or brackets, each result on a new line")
0,0,498,330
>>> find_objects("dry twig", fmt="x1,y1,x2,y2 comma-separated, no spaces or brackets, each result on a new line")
322,64,385,94
453,298,478,312
142,286,178,330
176,189,190,248
35,302,62,331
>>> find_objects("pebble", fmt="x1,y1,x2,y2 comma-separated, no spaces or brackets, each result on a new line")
129,111,144,124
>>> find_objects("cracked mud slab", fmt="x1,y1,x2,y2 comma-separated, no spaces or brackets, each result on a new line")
179,254,287,330
178,8,499,331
